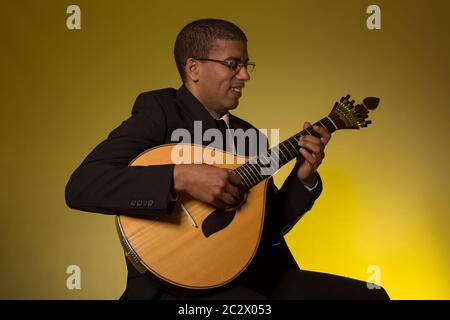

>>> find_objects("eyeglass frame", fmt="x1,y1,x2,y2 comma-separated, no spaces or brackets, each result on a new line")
192,57,256,73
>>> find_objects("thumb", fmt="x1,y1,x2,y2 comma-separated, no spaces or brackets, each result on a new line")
303,121,312,129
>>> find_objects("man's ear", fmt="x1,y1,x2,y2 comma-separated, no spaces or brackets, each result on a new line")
184,58,200,83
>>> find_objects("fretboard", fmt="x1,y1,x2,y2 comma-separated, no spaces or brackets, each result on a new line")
234,116,338,191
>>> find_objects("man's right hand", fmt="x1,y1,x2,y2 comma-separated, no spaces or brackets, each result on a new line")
173,164,242,210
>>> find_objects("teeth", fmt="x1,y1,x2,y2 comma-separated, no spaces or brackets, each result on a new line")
231,87,241,93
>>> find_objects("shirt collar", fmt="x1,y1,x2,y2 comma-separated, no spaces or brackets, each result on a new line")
218,113,230,128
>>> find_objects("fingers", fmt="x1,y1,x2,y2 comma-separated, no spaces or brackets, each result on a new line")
225,183,241,200
299,147,320,168
313,125,331,145
212,170,242,207
298,137,323,155
303,121,312,130
213,186,240,209
298,122,330,165
299,123,327,169
220,173,241,204
227,171,241,186
184,164,244,209
219,191,238,206
302,122,331,145
211,198,229,210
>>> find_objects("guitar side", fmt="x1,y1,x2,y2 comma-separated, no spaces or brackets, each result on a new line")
116,144,269,290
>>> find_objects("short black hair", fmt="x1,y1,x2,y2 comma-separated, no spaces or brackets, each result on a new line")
174,18,247,81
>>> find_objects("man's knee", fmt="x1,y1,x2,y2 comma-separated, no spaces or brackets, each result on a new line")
367,285,390,300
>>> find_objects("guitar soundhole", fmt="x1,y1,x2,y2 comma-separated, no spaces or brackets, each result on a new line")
201,209,236,238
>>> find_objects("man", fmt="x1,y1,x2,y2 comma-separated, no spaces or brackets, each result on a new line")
65,18,389,299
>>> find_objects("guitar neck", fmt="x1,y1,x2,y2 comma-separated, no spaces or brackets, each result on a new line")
233,116,338,191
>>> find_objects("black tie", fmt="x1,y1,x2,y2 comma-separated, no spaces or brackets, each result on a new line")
214,119,230,151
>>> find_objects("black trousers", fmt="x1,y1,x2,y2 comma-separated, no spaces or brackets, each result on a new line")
157,269,390,300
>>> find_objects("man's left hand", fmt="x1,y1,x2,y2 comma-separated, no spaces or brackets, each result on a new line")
296,122,331,187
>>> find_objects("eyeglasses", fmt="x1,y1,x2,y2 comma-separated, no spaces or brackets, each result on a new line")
194,58,256,73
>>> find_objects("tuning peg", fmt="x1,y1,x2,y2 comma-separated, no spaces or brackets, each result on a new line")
349,99,355,106
340,94,350,103
355,104,367,112
357,112,368,118
366,120,372,125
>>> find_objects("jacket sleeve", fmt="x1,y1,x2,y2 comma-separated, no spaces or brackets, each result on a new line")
267,165,323,235
253,130,322,237
65,92,176,216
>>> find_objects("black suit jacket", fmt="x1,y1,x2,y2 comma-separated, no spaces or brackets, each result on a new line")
65,85,322,299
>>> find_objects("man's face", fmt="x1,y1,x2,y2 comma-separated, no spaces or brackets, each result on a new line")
190,39,251,118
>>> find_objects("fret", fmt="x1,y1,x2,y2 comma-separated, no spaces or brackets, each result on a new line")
303,127,312,136
286,138,299,156
256,159,272,178
251,163,264,183
305,127,322,139
241,163,258,185
321,117,337,133
280,141,295,159
318,118,330,133
234,167,251,190
238,164,253,187
285,138,299,156
251,150,278,184
324,116,338,131
282,143,296,163
318,119,326,131
234,170,248,190
258,153,270,168
267,148,281,170
248,163,263,182
278,144,291,163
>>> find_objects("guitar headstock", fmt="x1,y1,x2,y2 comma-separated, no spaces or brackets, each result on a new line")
329,94,379,130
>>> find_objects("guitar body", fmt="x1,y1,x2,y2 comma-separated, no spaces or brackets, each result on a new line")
116,144,269,290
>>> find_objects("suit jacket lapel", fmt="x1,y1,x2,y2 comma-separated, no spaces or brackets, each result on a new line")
175,85,217,139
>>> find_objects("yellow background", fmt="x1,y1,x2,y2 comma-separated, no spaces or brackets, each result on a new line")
1,0,449,299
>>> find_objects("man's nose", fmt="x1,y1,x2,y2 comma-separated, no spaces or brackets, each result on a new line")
235,66,250,81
